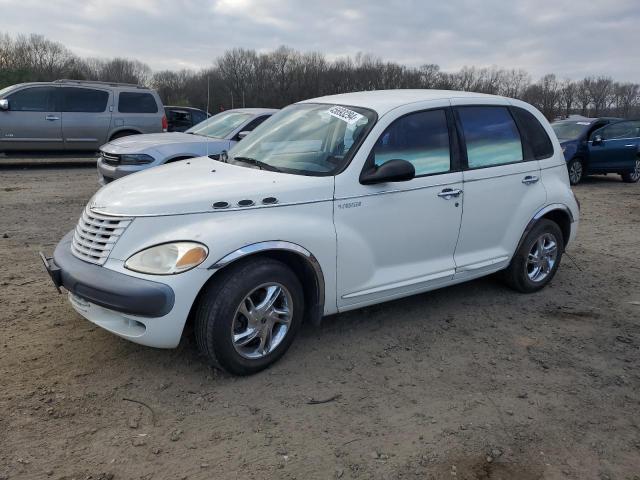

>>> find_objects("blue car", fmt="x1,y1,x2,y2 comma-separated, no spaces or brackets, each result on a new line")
552,117,640,185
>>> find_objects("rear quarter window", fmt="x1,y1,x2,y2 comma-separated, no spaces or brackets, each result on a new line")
511,107,554,160
118,92,158,113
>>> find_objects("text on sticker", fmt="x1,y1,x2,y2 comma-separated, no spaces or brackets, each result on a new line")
327,106,364,125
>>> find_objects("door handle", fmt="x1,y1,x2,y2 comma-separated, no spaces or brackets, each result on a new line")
625,144,635,147
45,115,60,121
438,188,463,199
522,175,539,185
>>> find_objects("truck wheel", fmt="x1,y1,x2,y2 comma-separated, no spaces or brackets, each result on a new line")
194,258,304,375
504,219,564,293
567,158,584,185
621,159,640,183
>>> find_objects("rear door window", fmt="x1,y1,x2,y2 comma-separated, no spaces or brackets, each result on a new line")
457,106,523,168
118,92,158,113
61,87,109,113
372,109,451,176
7,86,58,112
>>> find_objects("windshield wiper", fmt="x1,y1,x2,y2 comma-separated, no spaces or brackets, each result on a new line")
232,156,282,172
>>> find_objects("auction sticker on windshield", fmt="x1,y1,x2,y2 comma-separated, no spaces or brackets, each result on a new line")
327,106,364,125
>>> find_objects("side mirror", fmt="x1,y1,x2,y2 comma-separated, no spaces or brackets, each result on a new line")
360,159,415,185
237,131,250,140
592,134,603,145
0,99,8,111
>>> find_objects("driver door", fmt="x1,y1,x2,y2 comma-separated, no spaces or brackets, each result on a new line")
334,106,463,311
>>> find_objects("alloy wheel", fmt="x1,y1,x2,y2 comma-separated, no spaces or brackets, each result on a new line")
630,159,640,181
526,233,558,283
569,160,582,184
231,283,293,359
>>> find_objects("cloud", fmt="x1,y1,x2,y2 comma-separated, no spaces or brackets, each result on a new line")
0,0,638,80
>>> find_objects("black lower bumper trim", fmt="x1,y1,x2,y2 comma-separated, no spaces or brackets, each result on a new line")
43,231,175,317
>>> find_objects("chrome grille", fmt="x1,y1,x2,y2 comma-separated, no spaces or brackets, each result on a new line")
101,151,120,166
71,208,132,265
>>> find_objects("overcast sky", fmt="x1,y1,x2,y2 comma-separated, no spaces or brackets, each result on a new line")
1,0,639,81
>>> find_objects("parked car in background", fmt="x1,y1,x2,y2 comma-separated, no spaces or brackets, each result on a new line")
43,90,579,375
0,79,166,152
97,108,276,184
552,117,640,184
165,106,210,132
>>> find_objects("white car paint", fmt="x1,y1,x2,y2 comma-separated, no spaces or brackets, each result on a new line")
60,89,579,349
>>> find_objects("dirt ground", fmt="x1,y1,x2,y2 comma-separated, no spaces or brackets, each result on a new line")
1,167,639,480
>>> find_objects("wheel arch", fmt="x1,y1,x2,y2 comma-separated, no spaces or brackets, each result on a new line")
164,155,195,164
108,128,143,141
189,242,325,331
517,204,574,253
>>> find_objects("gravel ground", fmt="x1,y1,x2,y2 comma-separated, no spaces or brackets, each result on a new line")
0,167,639,480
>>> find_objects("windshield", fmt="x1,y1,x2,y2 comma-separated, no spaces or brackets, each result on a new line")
227,103,376,176
552,121,592,141
186,111,251,138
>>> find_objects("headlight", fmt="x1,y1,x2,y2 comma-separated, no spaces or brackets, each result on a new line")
125,242,208,275
120,154,155,165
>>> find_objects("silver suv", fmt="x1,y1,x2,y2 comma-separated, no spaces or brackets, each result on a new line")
0,79,166,152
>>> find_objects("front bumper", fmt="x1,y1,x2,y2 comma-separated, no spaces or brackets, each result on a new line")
97,157,149,185
42,231,175,317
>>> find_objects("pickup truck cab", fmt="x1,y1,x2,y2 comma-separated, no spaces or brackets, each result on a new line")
42,90,579,375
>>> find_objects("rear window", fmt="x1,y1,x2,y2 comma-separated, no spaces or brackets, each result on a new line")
511,107,554,160
118,92,158,113
458,106,523,169
61,87,109,113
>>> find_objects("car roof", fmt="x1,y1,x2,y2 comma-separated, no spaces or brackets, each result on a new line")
1,80,150,91
298,89,504,115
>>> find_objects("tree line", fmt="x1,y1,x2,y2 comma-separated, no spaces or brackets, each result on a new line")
1,33,639,120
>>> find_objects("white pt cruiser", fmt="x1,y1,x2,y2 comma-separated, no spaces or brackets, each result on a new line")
42,90,579,375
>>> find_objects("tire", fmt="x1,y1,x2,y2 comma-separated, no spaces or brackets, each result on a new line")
567,158,584,185
194,258,304,375
109,130,139,141
621,158,640,183
504,219,564,293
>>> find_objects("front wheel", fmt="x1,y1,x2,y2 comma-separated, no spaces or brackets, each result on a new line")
194,258,304,375
567,158,584,185
621,159,640,183
504,219,564,293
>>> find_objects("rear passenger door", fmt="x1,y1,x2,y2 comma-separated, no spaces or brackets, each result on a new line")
0,86,62,151
60,87,112,150
452,100,548,277
588,121,640,172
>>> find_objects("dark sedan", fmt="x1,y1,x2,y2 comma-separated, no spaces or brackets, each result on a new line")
552,117,640,184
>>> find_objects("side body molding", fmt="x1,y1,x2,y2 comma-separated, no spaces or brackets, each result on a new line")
208,241,326,325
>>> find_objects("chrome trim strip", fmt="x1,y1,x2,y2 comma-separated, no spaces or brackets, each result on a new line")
90,198,333,217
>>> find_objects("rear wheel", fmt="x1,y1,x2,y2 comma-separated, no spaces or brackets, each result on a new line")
621,158,640,183
194,258,304,375
567,158,584,185
504,219,564,293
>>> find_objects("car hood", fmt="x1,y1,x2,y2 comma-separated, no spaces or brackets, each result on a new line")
89,156,334,217
102,132,224,154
